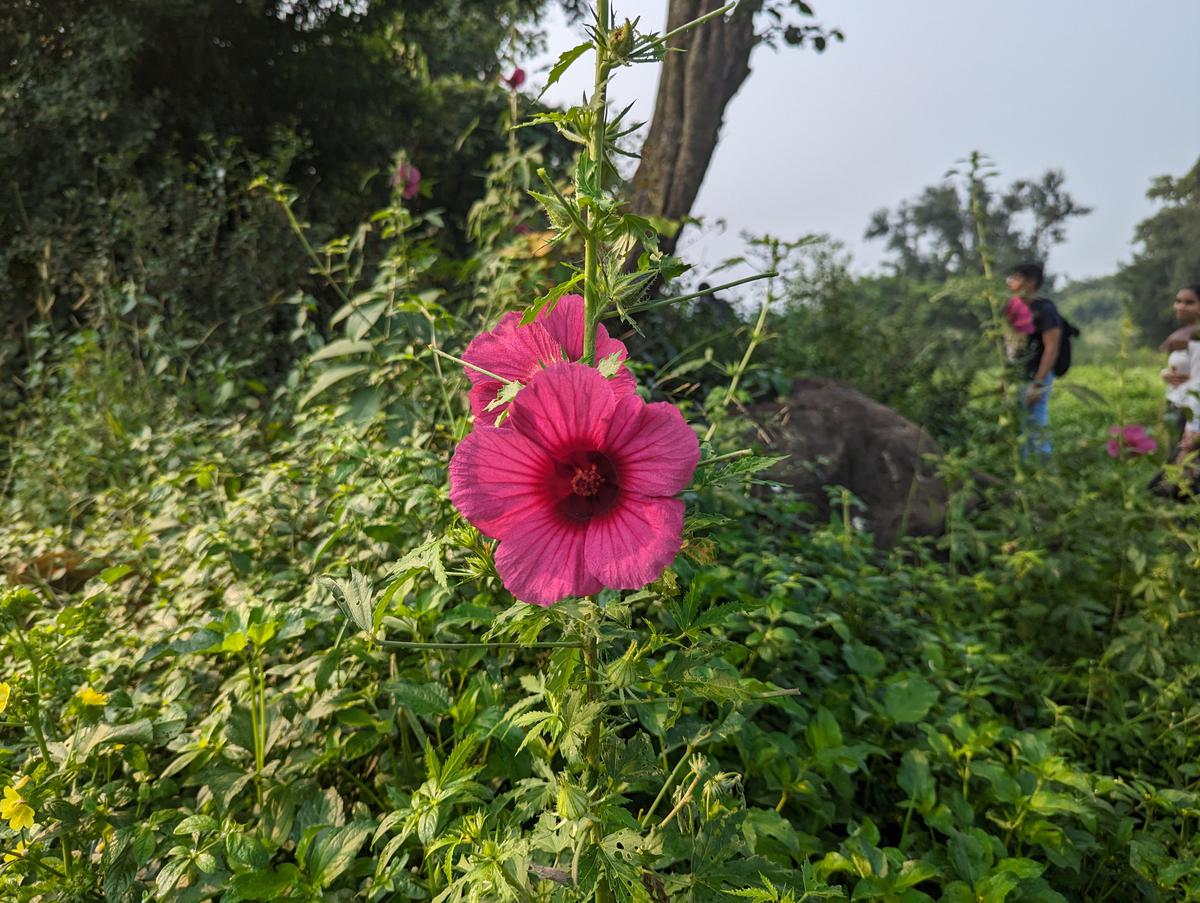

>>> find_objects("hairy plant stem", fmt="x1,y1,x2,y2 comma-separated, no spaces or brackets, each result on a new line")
581,599,610,902
579,7,612,889
279,200,353,308
581,0,611,367
639,728,710,829
244,647,267,809
605,271,776,319
695,448,752,468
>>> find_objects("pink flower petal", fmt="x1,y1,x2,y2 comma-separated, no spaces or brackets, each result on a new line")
538,294,587,361
602,396,699,496
585,496,684,589
1106,439,1121,458
462,320,563,387
449,426,552,537
494,508,602,606
540,295,635,385
467,380,505,427
507,362,615,459
605,364,638,402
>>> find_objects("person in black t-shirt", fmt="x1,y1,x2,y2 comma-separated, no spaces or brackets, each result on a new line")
1006,262,1062,459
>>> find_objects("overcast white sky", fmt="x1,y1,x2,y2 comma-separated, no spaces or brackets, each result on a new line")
534,1,1199,286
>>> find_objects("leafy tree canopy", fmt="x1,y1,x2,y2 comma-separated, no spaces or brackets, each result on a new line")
866,165,1091,284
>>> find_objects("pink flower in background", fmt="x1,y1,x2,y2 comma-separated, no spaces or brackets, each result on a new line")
450,362,699,606
390,161,421,200
1005,296,1034,335
502,67,527,90
1107,424,1158,458
462,294,636,426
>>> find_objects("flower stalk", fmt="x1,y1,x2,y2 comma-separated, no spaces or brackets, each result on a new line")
581,0,612,367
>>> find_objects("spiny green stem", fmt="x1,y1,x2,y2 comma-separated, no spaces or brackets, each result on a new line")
581,0,612,367
657,2,735,44
696,448,752,468
607,271,777,319
279,201,354,308
639,729,709,829
13,629,53,766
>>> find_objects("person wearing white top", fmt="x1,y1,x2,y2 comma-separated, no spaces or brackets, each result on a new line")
1161,285,1200,461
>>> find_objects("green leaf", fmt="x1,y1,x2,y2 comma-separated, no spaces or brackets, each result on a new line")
884,675,939,724
485,379,523,412
894,857,940,890
99,564,133,584
842,640,886,678
231,867,298,900
805,707,843,753
898,749,936,815
221,631,248,653
226,832,272,874
694,454,788,489
70,719,155,759
174,814,219,836
949,831,990,886
299,364,369,409
309,338,374,363
384,679,452,717
597,351,623,378
539,41,591,98
304,821,373,888
320,569,376,636
521,272,584,325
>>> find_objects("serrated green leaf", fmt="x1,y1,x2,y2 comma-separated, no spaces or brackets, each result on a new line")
539,41,591,98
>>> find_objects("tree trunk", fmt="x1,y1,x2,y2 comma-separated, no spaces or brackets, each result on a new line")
628,0,762,256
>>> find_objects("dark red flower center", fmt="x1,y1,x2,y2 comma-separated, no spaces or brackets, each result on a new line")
571,464,603,497
555,450,619,522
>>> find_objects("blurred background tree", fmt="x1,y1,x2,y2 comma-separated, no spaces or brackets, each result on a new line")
865,168,1092,283
1118,157,1200,345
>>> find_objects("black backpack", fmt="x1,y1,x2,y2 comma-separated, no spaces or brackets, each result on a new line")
1030,297,1079,378
1054,316,1080,377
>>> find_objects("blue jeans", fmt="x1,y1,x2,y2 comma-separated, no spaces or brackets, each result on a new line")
1021,373,1054,459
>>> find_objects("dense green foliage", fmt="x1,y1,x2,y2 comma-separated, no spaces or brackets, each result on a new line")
3,170,1200,899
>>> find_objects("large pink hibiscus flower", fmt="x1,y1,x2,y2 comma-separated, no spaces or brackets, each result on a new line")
449,362,699,606
462,294,636,426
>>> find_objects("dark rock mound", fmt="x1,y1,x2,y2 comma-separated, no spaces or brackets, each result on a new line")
746,378,948,547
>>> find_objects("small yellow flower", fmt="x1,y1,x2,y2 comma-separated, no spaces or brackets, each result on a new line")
1,785,34,832
0,683,10,714
3,840,26,863
77,686,109,707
